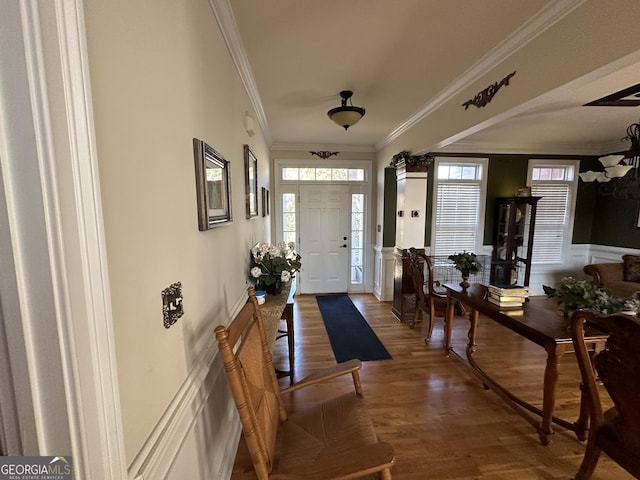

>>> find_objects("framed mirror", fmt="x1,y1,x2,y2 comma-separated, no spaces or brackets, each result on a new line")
193,138,232,230
244,145,258,218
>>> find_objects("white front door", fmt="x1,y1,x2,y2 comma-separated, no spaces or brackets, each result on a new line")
299,185,350,293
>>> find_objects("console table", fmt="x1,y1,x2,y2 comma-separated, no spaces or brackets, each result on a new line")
258,282,295,384
443,283,608,445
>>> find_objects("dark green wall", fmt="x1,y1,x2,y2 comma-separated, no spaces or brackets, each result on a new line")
573,157,598,244
589,196,640,247
575,156,640,248
425,167,434,245
484,156,529,245
382,167,397,247
385,153,640,249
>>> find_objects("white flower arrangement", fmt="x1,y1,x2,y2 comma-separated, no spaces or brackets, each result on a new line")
250,242,301,294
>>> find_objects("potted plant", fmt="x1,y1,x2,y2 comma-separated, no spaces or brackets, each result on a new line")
448,251,483,289
543,276,624,316
249,242,302,295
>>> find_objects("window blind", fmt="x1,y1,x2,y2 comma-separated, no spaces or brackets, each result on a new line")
530,183,570,263
433,183,480,255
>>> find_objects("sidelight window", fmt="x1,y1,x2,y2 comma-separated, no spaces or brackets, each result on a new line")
351,194,364,284
282,193,296,246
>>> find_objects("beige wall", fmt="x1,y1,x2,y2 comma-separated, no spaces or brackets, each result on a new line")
84,0,270,464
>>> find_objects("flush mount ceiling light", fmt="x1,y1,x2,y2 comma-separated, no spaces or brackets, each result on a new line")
327,90,365,130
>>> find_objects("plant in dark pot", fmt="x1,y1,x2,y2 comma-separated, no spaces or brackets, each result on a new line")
448,251,483,290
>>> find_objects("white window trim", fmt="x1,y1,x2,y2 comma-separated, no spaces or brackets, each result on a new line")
431,157,489,255
278,159,369,183
527,159,580,265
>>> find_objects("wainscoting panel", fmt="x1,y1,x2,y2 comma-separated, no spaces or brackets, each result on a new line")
588,244,640,265
373,246,395,301
528,243,590,295
128,291,247,480
372,244,638,297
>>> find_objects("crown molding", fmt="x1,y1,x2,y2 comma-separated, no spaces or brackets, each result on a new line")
377,0,587,150
270,142,376,153
208,0,272,145
435,139,619,157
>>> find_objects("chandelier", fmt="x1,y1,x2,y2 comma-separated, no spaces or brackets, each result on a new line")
579,120,640,199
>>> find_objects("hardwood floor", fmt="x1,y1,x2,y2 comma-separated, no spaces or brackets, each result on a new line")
231,293,632,479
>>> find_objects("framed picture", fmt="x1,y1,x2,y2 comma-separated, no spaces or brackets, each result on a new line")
244,145,258,218
193,138,232,230
515,186,531,197
262,187,270,217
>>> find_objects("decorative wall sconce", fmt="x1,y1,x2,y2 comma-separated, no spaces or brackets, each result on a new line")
579,120,640,199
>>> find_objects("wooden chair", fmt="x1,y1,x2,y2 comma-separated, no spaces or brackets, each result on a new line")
215,287,395,480
570,311,640,480
407,248,448,341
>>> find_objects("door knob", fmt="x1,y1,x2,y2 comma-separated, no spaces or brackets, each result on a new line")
340,244,347,248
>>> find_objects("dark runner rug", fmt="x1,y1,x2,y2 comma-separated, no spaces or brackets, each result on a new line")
315,295,392,363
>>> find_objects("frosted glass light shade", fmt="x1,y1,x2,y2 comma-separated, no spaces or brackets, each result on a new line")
598,154,625,167
596,172,612,183
328,108,365,129
327,90,366,130
579,171,600,182
605,164,633,178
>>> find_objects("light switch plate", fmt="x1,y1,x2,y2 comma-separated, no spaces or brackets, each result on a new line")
162,282,184,328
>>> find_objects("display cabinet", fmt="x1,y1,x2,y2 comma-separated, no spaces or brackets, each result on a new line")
489,196,540,287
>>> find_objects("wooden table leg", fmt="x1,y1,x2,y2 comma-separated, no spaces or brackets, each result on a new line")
539,348,562,445
444,293,456,355
276,303,295,385
574,339,605,441
285,315,294,384
467,309,479,356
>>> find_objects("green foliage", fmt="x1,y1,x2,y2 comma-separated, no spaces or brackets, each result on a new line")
389,151,433,169
543,276,624,314
448,251,483,274
250,242,302,292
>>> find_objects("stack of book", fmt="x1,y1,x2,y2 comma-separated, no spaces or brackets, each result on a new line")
487,285,529,309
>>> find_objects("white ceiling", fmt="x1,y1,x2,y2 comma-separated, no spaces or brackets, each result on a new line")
222,0,640,155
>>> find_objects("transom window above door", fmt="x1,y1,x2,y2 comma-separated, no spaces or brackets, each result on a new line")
281,167,365,182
